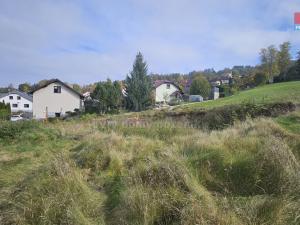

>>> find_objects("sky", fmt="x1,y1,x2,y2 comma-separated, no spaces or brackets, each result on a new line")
0,0,300,86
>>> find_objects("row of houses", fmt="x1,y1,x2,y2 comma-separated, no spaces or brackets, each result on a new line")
1,78,220,119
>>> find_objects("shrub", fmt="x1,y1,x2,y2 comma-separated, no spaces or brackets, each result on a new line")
0,102,10,120
0,120,40,140
254,72,267,86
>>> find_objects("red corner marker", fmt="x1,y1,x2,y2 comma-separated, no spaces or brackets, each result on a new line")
295,12,300,24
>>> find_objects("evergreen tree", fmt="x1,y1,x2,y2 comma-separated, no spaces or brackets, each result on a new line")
125,52,152,111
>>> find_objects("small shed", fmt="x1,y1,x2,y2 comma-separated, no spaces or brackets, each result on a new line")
189,95,203,102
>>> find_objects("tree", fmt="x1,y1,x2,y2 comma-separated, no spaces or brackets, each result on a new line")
296,51,300,76
189,75,211,98
89,79,122,114
125,52,152,111
0,87,9,93
31,79,50,91
254,72,267,86
285,51,300,81
260,45,279,82
277,42,291,79
72,84,82,93
18,83,32,93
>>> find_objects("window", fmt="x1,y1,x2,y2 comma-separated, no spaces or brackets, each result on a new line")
166,84,171,89
55,112,61,117
17,96,21,100
24,104,29,108
9,96,13,100
12,104,18,108
54,86,61,93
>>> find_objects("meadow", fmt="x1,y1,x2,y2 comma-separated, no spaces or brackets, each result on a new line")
1,82,300,224
0,108,299,225
173,81,300,111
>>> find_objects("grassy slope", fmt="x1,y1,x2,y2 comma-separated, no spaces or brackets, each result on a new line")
174,81,300,111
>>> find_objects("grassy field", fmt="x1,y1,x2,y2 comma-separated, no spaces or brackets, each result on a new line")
0,111,299,225
0,81,300,225
174,81,300,111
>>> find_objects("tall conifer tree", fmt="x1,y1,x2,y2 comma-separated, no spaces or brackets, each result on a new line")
125,52,152,111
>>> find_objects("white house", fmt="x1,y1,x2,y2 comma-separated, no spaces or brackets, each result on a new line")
154,80,183,103
31,79,84,119
0,90,33,113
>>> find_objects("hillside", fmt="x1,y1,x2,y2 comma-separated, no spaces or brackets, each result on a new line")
174,81,300,111
0,81,300,225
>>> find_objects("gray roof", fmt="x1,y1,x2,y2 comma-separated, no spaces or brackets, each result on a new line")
0,90,33,102
0,93,8,98
31,79,84,99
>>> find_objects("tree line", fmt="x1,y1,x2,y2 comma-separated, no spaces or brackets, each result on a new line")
1,43,299,115
258,42,297,83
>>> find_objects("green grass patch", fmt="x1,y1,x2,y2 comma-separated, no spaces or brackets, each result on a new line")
174,81,300,111
276,111,300,134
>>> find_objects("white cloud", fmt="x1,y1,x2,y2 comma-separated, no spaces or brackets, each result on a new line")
0,0,299,86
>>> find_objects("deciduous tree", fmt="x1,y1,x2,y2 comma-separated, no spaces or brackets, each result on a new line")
189,75,211,98
277,42,291,79
18,83,32,93
89,79,122,114
260,45,279,82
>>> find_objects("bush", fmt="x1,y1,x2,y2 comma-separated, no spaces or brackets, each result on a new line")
0,120,40,140
254,72,267,86
0,102,11,120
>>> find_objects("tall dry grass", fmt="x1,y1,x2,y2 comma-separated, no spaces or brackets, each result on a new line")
0,115,299,225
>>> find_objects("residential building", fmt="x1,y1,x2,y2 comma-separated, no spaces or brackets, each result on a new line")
0,90,33,113
31,79,84,119
154,80,183,103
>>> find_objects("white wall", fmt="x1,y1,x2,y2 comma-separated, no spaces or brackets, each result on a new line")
33,82,83,119
0,94,32,112
212,87,219,100
155,83,179,103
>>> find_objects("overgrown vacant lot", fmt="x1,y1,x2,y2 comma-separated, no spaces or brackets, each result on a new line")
0,110,299,225
173,81,300,111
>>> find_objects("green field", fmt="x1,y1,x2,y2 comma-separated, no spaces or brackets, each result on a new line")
174,81,300,111
0,81,300,225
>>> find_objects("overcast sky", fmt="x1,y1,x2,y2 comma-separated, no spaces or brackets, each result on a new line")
0,0,300,86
